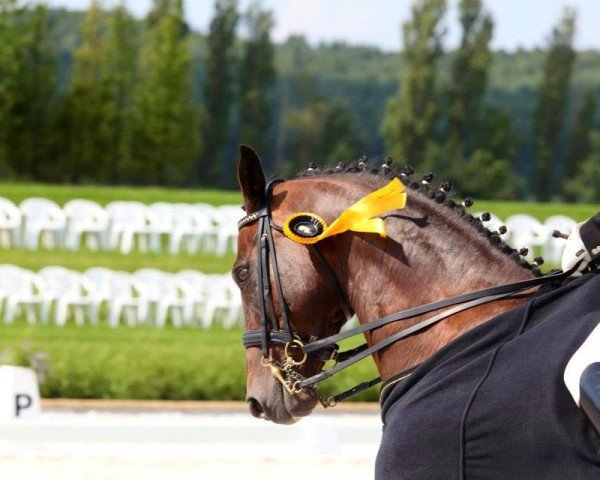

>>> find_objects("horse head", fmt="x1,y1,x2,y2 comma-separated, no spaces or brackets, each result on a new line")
235,146,352,423
234,145,536,424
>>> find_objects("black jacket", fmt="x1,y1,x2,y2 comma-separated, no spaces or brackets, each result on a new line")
377,272,600,480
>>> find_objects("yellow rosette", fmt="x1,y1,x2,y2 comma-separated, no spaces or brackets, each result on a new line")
282,177,407,245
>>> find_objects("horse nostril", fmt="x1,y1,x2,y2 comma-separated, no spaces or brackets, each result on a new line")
247,397,264,419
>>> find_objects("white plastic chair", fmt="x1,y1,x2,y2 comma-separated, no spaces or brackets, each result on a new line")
212,205,242,256
194,203,217,219
193,203,218,252
167,204,198,255
0,265,45,324
84,268,147,327
83,267,113,324
201,274,242,328
63,199,109,251
166,204,215,255
133,268,188,328
504,214,550,261
175,269,208,325
19,198,66,250
148,202,175,252
0,197,22,248
105,201,156,254
543,215,578,265
39,266,96,326
109,271,148,328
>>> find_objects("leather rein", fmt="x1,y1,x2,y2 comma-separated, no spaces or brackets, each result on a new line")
238,178,578,407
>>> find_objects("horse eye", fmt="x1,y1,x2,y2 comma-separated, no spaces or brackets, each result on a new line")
234,267,250,286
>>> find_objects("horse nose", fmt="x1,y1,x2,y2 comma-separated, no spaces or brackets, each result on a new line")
247,397,265,419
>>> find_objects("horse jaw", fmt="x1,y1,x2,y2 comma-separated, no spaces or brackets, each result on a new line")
245,349,319,424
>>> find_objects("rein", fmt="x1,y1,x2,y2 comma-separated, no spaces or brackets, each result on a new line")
238,178,579,407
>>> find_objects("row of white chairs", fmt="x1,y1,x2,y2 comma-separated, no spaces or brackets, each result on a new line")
474,213,579,264
0,265,242,329
0,198,242,255
0,196,582,263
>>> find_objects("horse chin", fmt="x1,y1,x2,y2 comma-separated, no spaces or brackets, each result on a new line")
264,381,319,425
282,386,319,421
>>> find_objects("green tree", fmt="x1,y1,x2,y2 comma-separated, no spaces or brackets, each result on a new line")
459,105,518,198
564,131,600,203
199,0,239,186
274,35,313,170
239,1,275,156
20,4,57,180
532,8,576,201
0,0,25,175
563,88,596,199
132,0,199,185
0,0,16,171
442,1,516,199
382,0,446,166
284,97,362,173
0,3,57,180
446,0,493,166
321,101,363,164
61,0,108,182
101,2,137,183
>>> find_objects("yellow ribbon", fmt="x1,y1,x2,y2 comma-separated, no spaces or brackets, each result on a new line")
283,177,407,244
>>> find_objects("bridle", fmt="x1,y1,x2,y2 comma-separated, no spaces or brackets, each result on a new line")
239,179,349,404
238,178,581,407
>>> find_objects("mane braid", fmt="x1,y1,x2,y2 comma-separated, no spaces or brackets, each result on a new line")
293,158,541,276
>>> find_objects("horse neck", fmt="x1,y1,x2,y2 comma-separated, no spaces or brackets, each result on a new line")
328,189,535,380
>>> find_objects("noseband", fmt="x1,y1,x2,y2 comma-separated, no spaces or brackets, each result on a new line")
238,179,581,406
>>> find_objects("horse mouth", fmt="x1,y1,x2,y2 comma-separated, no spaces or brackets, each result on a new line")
247,380,319,425
283,384,319,421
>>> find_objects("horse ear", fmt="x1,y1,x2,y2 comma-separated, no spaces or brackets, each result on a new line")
237,145,266,213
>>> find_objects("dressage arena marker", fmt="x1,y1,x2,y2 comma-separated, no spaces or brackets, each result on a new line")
0,366,40,421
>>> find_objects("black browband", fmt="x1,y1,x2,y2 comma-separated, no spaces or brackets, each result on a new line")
238,178,581,404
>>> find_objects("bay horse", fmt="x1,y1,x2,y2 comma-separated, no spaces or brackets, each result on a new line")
233,145,600,478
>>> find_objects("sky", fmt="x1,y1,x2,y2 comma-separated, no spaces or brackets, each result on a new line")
46,0,600,52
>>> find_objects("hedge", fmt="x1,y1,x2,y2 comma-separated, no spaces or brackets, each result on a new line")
0,322,380,402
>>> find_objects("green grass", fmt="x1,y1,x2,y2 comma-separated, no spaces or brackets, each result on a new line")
0,322,246,400
0,247,235,273
475,200,598,222
0,322,379,401
0,182,242,206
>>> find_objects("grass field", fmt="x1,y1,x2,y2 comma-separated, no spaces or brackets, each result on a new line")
472,200,597,223
0,182,242,206
0,247,236,273
0,322,379,401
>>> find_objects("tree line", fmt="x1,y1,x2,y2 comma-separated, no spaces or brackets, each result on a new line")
383,0,598,202
0,0,598,201
0,0,276,187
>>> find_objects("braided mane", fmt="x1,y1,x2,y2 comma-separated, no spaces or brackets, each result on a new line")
294,158,544,277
